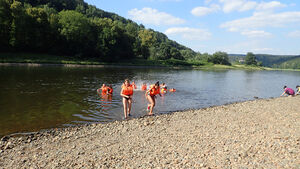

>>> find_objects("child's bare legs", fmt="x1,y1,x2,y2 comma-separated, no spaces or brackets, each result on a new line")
146,95,155,115
127,98,132,116
122,98,128,118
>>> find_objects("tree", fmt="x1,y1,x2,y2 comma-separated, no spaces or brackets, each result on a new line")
170,47,183,60
91,18,134,61
0,0,12,51
9,0,27,50
158,42,171,60
245,52,257,65
138,29,156,59
0,0,203,63
24,7,50,52
58,10,92,56
209,51,231,65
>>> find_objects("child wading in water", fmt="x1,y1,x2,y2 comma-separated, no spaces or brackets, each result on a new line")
120,79,133,119
145,81,161,116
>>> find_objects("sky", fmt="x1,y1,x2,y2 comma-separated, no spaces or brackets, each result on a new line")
84,0,300,55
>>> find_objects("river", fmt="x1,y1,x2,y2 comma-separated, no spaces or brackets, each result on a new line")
0,65,299,136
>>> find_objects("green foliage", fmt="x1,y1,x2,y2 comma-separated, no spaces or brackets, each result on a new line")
209,51,231,65
58,10,90,42
170,47,183,60
58,10,93,57
275,57,300,69
0,0,220,64
0,0,12,51
245,52,257,65
255,54,299,67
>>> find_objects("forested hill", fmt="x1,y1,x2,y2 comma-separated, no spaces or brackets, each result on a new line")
255,54,300,68
0,0,202,62
229,54,300,68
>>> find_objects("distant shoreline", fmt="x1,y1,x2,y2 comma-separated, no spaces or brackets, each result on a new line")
0,62,171,69
0,52,273,70
0,61,274,71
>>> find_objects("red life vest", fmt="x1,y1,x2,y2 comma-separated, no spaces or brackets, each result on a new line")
149,85,160,96
122,85,133,96
101,86,108,94
141,84,147,91
107,87,113,94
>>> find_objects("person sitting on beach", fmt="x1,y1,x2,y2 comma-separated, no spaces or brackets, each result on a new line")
120,79,133,119
107,85,113,95
296,85,300,95
141,83,147,91
97,84,108,94
281,86,295,97
145,81,161,116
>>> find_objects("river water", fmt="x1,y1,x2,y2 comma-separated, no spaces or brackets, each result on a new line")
0,66,299,136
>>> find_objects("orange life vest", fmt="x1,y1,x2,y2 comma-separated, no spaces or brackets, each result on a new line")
132,83,137,89
149,85,160,96
122,85,133,96
107,87,113,94
169,88,176,92
161,88,167,93
101,86,108,94
141,84,147,91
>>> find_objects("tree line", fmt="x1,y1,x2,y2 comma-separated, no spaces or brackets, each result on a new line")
0,0,232,65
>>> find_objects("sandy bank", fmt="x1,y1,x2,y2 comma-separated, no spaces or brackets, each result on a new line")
0,97,299,168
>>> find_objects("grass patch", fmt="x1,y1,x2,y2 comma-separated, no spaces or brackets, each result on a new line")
0,52,108,65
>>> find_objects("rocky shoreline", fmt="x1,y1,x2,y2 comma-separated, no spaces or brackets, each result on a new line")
1,97,300,168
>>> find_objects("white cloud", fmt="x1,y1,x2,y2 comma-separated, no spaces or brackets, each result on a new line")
220,11,300,32
239,1,257,12
145,0,182,2
205,0,213,4
219,0,257,13
241,30,272,38
287,30,300,38
256,1,286,11
159,0,182,2
218,0,285,13
165,27,212,41
128,8,185,26
218,40,275,54
191,4,220,16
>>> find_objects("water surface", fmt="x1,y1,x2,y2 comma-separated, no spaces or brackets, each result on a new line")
1,66,299,136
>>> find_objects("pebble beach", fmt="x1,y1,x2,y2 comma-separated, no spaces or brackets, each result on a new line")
0,96,300,168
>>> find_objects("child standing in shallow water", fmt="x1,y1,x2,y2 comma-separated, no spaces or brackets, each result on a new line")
145,81,161,116
120,79,133,119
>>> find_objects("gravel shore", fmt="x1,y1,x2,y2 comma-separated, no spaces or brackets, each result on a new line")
1,97,300,168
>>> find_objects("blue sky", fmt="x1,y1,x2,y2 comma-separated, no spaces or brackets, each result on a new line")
85,0,300,55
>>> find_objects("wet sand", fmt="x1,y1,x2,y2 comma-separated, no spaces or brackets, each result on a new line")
0,96,300,168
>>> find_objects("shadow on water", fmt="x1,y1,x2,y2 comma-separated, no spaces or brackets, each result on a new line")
1,66,300,136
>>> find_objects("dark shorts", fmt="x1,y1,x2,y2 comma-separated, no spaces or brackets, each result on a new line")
123,96,132,100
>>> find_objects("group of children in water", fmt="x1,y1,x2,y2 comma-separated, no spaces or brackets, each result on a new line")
280,85,300,97
98,80,176,119
98,82,299,118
